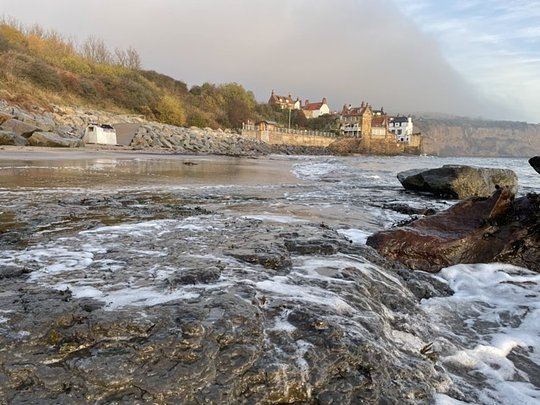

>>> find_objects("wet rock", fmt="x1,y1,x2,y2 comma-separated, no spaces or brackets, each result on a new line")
0,130,27,146
367,188,540,272
0,266,31,279
383,202,436,216
398,165,518,199
0,191,453,404
530,156,540,175
284,238,339,255
165,266,222,285
396,268,454,300
226,247,292,270
27,132,84,148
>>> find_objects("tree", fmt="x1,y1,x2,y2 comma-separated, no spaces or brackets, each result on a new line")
81,36,112,64
115,46,141,70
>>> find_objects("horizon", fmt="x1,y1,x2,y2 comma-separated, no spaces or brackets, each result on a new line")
1,0,539,124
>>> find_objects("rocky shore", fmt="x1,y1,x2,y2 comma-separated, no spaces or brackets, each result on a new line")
368,161,540,273
0,101,330,156
0,188,453,404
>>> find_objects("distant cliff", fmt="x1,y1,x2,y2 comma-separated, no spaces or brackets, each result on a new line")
415,118,540,157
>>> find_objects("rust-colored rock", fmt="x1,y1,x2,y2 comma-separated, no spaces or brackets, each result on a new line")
366,188,540,272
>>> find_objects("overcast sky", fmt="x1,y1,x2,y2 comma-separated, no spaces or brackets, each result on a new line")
2,0,539,123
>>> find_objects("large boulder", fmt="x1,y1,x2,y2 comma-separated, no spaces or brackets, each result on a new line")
0,130,28,146
0,118,41,138
28,132,84,148
366,188,540,272
530,156,540,175
397,165,518,199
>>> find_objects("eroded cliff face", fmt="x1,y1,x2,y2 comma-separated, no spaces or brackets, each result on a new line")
416,118,540,157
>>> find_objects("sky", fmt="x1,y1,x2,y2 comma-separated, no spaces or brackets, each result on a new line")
1,0,539,123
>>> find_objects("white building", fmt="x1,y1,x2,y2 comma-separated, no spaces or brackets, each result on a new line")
388,116,413,143
83,124,117,145
302,98,330,119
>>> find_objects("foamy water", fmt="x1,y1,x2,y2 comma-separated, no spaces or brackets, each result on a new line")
0,153,538,404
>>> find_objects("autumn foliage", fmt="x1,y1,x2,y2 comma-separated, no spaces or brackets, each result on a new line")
0,19,330,130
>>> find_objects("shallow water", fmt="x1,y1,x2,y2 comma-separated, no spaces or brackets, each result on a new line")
0,152,538,404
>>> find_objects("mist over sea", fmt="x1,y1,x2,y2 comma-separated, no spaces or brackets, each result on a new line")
0,153,538,404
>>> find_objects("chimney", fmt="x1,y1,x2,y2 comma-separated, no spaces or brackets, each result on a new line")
322,97,327,104
305,99,309,106
361,101,365,107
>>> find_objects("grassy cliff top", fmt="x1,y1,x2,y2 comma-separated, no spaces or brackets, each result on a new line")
0,20,277,130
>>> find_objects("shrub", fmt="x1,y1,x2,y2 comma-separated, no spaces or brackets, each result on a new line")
79,79,98,98
6,52,63,91
187,111,210,128
61,55,92,75
60,71,82,93
156,95,186,126
0,23,27,49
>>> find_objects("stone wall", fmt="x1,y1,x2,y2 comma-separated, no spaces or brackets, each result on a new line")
328,136,422,155
242,129,337,148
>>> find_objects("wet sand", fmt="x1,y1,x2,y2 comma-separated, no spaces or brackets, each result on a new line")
0,146,301,189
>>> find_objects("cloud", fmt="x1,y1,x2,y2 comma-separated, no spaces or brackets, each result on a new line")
1,0,531,121
392,0,540,122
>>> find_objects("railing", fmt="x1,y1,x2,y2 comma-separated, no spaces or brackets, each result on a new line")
242,123,338,138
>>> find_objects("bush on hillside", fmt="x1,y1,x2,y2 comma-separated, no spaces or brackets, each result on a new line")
140,70,188,96
61,55,92,75
156,95,186,126
187,111,211,128
0,23,28,49
27,32,75,64
5,52,63,91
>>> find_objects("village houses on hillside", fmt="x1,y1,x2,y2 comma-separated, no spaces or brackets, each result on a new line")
269,91,329,119
259,91,422,154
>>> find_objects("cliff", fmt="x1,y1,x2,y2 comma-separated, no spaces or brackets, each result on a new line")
415,117,540,157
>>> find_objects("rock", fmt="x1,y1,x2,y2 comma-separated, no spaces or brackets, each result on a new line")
529,156,540,175
0,191,457,404
0,130,28,146
284,238,339,255
0,118,40,138
397,165,518,199
165,267,222,285
28,132,84,148
367,188,540,272
226,247,292,270
0,111,14,124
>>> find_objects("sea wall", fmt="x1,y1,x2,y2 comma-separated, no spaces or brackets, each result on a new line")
327,136,422,155
241,129,337,148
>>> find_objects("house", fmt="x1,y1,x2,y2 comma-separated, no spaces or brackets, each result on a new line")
83,123,117,145
388,116,413,143
371,114,389,137
302,98,330,119
255,120,280,131
339,102,373,137
268,91,301,110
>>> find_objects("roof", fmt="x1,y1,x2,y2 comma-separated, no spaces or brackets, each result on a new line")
269,92,297,106
389,116,409,123
340,105,371,117
255,120,279,126
372,115,388,127
303,102,324,111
